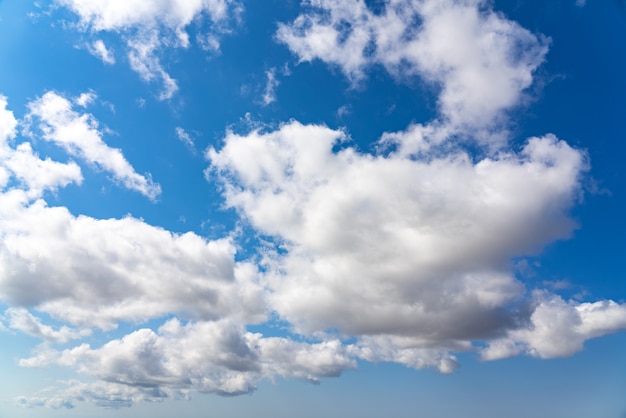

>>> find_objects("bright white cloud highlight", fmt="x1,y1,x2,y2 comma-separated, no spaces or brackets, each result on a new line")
3,143,83,198
57,0,235,32
126,30,179,100
25,91,161,200
0,95,17,143
1,92,262,331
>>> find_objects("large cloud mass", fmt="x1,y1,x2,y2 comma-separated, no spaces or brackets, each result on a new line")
1,0,625,410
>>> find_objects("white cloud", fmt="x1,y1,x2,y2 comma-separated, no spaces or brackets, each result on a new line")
336,105,351,119
197,33,221,52
277,0,372,81
277,0,549,136
206,120,626,366
4,308,91,343
482,294,626,360
25,91,161,200
3,142,83,198
1,93,262,332
126,30,179,100
0,95,83,197
351,335,461,374
18,318,355,406
175,126,195,149
261,68,279,106
57,0,241,99
0,95,17,144
257,337,355,381
254,6,626,370
4,0,625,409
86,39,115,64
0,198,265,329
74,90,97,107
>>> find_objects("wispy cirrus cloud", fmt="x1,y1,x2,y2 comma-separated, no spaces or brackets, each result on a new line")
4,308,91,344
85,39,115,64
261,68,279,106
175,126,195,150
205,0,626,374
24,91,161,200
56,0,242,99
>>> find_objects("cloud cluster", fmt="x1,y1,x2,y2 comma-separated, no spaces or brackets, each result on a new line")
208,121,603,357
1,93,264,331
210,0,626,377
482,294,626,360
19,318,354,406
277,0,548,137
24,91,161,200
0,200,265,328
57,0,241,98
2,0,626,410
0,92,352,407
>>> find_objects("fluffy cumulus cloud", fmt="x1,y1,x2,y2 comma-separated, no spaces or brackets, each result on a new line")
1,93,262,332
277,0,548,136
3,0,626,411
57,0,235,31
86,39,116,64
18,319,354,407
0,199,265,329
207,121,617,370
482,294,626,360
56,0,241,98
206,120,626,374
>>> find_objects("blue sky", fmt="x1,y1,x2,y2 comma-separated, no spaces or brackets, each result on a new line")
0,0,625,416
